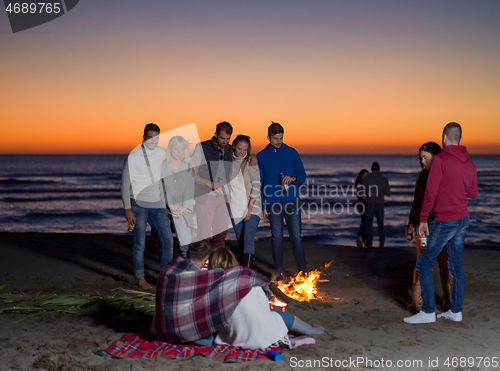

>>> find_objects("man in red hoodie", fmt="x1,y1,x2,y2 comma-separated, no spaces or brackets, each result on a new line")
404,122,478,324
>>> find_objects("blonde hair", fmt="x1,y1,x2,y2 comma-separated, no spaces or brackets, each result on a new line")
166,136,190,164
208,247,239,270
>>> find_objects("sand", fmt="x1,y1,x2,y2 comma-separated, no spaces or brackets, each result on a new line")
1,232,499,371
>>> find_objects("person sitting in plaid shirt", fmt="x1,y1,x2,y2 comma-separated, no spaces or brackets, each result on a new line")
208,248,323,349
151,240,267,346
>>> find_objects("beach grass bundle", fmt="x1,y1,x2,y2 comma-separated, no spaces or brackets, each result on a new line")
0,285,155,322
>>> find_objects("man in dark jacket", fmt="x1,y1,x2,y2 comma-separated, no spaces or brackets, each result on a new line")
404,122,478,324
361,162,391,248
192,122,233,249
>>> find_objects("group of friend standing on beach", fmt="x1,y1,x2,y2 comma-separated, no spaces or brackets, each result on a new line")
121,121,322,350
355,122,478,324
121,121,307,290
122,120,478,342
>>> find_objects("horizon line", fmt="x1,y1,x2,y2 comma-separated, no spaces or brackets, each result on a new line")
1,152,499,156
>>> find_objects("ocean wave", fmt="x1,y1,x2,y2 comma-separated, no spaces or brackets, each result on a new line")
104,208,127,217
477,170,500,176
300,198,354,206
25,211,104,218
477,183,500,189
1,188,119,194
0,178,58,185
1,195,121,202
0,154,497,247
465,240,500,249
299,198,413,208
3,172,122,178
307,172,357,179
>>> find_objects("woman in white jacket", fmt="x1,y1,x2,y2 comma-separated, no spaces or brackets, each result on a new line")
229,135,263,268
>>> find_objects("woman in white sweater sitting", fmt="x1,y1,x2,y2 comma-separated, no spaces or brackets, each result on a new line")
208,248,323,349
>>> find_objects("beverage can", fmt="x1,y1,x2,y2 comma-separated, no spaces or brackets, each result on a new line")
405,225,414,241
202,259,209,270
420,236,427,249
127,224,135,232
279,173,289,193
215,177,223,197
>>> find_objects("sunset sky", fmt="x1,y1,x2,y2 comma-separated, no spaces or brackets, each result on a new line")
1,1,499,154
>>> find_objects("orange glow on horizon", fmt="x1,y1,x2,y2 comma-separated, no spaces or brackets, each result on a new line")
2,46,499,155
1,117,498,155
2,45,499,155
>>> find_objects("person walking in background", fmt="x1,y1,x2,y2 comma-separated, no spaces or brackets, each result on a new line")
404,122,478,324
121,123,174,290
405,142,451,311
229,135,263,268
163,136,195,257
257,122,307,282
192,122,234,249
361,162,391,248
355,169,369,247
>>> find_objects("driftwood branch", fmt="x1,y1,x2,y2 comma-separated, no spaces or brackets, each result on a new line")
268,282,294,304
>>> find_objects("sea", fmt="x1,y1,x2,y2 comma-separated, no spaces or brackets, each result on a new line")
0,154,499,249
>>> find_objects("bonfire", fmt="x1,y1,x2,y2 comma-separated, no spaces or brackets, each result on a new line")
269,260,333,307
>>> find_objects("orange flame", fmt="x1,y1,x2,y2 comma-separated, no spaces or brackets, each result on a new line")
269,260,334,307
270,298,288,308
276,270,321,301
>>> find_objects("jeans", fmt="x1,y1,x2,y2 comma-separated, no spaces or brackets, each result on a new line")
365,202,385,245
417,216,469,313
172,216,192,257
357,202,367,239
267,201,307,274
193,333,214,346
233,214,261,254
271,309,295,329
131,199,173,278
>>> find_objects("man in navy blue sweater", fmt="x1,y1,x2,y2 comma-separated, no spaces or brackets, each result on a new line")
257,122,307,282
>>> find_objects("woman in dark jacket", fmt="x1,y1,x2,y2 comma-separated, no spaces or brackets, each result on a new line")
355,169,369,247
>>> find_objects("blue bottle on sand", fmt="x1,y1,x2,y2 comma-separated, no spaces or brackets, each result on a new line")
266,350,283,361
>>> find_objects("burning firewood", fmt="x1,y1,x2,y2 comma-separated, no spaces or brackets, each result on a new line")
268,282,294,304
268,261,334,307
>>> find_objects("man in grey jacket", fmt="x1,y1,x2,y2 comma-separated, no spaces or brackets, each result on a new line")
361,162,391,248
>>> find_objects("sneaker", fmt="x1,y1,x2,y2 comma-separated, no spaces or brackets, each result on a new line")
403,311,436,324
437,310,462,322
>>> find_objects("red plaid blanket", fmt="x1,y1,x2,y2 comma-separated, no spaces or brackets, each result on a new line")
103,333,281,363
151,256,266,343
